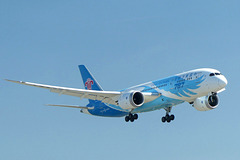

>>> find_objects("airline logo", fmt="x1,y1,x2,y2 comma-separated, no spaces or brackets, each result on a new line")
85,78,94,90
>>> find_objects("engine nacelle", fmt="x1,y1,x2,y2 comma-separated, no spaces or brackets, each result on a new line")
118,91,144,110
193,94,219,111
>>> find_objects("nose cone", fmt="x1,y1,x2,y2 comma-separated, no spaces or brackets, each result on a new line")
218,76,228,88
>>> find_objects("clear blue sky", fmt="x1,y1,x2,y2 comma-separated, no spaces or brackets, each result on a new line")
1,0,240,159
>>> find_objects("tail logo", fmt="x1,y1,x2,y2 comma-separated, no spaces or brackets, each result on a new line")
85,78,94,90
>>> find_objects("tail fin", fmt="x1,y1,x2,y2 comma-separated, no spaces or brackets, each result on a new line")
78,65,103,91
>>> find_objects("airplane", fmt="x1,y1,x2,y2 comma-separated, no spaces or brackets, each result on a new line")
5,65,228,123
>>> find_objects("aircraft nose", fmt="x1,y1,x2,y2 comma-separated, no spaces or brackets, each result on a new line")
218,76,228,88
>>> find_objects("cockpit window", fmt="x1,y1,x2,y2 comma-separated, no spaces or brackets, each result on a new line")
210,72,222,76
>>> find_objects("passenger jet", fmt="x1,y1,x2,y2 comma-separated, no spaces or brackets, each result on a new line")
6,65,228,123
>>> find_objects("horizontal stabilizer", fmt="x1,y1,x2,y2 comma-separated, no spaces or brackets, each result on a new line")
46,104,94,110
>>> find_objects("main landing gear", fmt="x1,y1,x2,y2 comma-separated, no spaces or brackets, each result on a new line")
161,107,175,123
125,113,138,122
124,107,175,123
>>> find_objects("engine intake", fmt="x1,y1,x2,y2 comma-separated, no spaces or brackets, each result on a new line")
193,94,219,111
118,91,144,110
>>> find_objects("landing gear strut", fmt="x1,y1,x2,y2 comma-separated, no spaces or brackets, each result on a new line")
125,113,138,122
162,107,175,123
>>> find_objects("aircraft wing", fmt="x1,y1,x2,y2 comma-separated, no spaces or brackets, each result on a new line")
46,104,94,109
5,79,160,106
5,79,121,105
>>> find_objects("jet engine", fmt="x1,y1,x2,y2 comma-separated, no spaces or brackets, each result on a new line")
192,94,219,111
118,91,144,110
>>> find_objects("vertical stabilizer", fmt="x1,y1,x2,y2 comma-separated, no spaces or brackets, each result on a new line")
78,65,103,91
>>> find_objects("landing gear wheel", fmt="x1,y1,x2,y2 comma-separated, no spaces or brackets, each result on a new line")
165,114,169,120
162,117,166,123
170,114,175,121
129,113,133,120
133,114,138,120
166,117,171,123
130,116,135,122
125,113,138,122
125,116,129,122
161,114,175,123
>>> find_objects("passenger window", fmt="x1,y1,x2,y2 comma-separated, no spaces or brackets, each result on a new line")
209,73,215,76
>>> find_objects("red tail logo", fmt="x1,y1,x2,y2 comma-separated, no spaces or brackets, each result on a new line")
85,78,94,90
